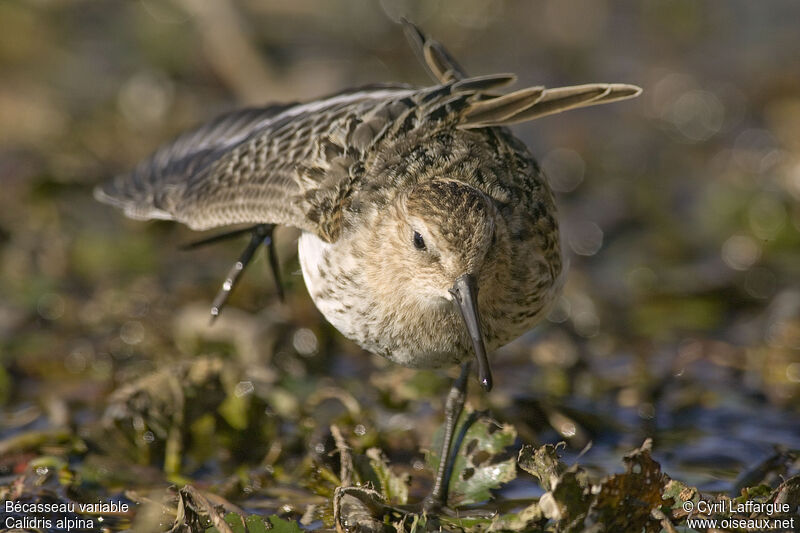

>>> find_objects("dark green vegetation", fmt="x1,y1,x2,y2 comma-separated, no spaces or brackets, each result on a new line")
1,1,799,531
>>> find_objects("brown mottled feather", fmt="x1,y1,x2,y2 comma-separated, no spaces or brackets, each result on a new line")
95,20,641,373
96,75,638,241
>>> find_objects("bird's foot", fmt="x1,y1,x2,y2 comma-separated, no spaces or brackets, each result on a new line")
181,223,283,321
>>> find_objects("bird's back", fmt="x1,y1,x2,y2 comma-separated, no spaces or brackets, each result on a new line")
96,45,639,245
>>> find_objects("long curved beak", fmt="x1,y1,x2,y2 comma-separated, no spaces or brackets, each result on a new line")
449,274,492,391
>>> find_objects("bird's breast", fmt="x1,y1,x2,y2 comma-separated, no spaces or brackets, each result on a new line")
297,231,562,370
297,231,471,368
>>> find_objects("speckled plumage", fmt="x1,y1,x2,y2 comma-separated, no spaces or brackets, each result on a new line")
96,22,640,379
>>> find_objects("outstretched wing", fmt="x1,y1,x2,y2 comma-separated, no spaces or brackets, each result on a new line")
94,77,519,242
96,104,294,222
97,21,641,242
95,86,419,239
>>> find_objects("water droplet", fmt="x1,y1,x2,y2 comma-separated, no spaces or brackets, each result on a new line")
118,70,174,127
626,266,657,292
733,129,778,172
234,381,254,398
573,310,600,338
560,422,576,437
748,194,786,240
787,363,800,383
120,321,145,345
668,90,724,142
293,328,319,356
65,341,93,373
542,148,585,192
744,267,776,299
546,296,571,323
37,293,64,320
721,235,761,271
785,160,800,200
568,221,603,256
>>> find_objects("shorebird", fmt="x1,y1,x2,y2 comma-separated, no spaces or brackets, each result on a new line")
95,20,641,510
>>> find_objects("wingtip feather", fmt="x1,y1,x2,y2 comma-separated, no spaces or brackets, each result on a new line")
401,18,467,83
460,82,642,127
93,178,174,222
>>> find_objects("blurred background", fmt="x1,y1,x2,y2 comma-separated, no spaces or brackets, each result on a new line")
1,0,799,516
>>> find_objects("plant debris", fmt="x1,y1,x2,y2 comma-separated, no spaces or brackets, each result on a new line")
3,2,800,532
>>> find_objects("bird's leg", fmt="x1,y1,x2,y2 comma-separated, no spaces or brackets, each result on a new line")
423,361,472,513
180,225,260,249
182,224,282,321
262,225,284,303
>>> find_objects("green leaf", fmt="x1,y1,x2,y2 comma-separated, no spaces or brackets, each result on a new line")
267,515,303,533
206,512,245,533
224,513,247,533
663,479,698,511
427,407,517,507
217,391,250,431
735,483,772,503
206,514,296,533
244,515,271,533
366,447,409,505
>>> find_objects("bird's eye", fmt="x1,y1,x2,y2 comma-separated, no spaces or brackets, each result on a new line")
412,231,426,250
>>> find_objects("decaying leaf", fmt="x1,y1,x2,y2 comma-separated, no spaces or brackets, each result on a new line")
538,467,591,528
310,427,412,530
102,357,229,473
770,474,800,507
517,440,705,532
517,442,592,530
585,439,672,533
426,407,517,508
518,442,568,491
171,484,233,533
326,425,409,506
488,500,545,532
333,486,395,533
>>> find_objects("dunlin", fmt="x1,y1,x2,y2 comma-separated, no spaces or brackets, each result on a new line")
96,20,641,509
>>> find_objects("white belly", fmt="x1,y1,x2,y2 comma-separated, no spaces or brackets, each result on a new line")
297,231,337,309
297,232,364,346
297,231,464,368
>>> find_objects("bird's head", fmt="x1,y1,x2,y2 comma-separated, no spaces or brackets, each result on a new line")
364,178,509,390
